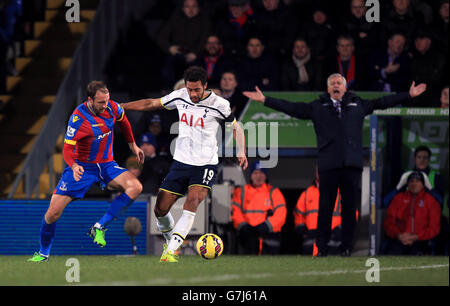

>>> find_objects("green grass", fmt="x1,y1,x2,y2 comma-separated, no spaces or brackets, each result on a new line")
0,255,448,286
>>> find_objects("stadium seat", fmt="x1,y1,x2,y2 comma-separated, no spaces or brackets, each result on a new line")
0,0,100,198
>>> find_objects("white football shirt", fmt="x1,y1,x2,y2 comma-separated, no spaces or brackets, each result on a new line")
160,88,236,166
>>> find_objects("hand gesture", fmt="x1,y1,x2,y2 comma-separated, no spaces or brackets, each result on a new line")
130,143,145,164
243,86,266,104
409,81,427,98
237,150,248,170
185,52,197,63
384,61,400,74
169,45,181,56
71,163,84,181
398,233,410,245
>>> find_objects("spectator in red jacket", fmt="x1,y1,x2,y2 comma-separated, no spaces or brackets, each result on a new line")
383,171,441,255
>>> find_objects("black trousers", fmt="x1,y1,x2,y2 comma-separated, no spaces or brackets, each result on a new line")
383,237,430,255
316,167,361,252
238,230,281,255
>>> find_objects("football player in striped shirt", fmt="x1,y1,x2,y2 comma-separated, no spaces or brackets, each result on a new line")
28,81,144,262
122,66,248,262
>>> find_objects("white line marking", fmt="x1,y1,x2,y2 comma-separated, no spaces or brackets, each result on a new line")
79,263,449,286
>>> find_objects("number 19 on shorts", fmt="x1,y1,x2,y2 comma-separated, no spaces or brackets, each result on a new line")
202,169,215,185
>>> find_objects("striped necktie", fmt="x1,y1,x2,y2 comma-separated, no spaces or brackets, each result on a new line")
333,100,342,118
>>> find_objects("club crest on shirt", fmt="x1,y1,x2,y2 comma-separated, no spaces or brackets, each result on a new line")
72,115,80,123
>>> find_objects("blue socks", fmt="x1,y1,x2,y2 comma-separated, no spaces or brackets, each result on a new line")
37,193,133,257
98,193,134,228
39,218,56,256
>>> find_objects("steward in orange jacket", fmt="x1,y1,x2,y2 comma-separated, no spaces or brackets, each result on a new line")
231,161,287,255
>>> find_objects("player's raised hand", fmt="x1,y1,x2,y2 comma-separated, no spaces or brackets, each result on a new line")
71,163,84,181
409,81,427,98
243,86,266,104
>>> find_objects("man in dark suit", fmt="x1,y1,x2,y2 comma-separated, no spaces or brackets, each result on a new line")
243,74,427,256
368,32,410,92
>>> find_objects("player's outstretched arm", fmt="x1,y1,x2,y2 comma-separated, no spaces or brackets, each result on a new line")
121,98,163,111
232,121,248,170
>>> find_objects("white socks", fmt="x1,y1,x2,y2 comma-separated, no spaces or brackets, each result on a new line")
166,210,196,253
156,212,175,244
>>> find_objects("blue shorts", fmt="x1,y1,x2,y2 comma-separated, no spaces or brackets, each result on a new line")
159,160,217,196
54,161,128,199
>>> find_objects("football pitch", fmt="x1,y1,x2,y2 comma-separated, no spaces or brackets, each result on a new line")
0,255,448,286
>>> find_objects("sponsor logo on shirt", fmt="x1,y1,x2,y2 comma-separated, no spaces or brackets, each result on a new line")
180,113,204,128
97,131,111,140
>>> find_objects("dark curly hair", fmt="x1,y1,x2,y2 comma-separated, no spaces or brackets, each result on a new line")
183,66,207,85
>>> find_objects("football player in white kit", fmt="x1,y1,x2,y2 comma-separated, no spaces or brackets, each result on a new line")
122,66,248,262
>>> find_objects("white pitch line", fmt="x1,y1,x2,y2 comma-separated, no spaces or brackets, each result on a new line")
79,263,449,286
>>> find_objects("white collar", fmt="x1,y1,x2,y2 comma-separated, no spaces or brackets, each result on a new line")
330,97,341,104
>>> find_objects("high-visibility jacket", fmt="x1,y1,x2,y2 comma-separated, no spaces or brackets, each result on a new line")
294,183,341,230
384,189,441,241
231,183,287,233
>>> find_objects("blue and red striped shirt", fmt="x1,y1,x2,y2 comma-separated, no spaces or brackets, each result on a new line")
63,100,127,164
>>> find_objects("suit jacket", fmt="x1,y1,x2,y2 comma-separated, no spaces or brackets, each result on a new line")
265,91,411,172
368,50,410,92
237,53,280,91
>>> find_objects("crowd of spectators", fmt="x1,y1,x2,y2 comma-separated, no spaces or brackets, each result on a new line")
1,0,448,105
153,0,449,108
0,0,22,94
0,0,44,95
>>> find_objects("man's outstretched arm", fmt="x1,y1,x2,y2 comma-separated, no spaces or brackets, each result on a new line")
243,86,313,119
364,81,427,114
121,98,164,112
232,121,248,170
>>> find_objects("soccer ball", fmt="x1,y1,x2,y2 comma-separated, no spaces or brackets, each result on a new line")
196,233,224,259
